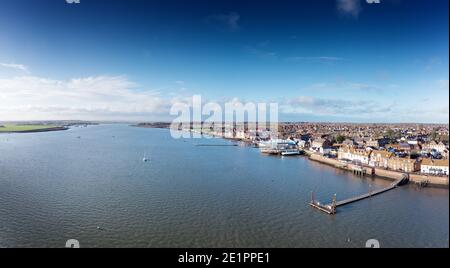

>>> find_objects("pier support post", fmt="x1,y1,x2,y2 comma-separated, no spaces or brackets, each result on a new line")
331,194,337,214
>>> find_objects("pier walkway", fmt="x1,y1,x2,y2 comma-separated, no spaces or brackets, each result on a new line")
310,175,409,214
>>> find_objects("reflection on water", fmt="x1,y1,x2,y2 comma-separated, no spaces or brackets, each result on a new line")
0,125,448,248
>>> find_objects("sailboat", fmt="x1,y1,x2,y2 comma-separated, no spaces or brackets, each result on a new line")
142,153,150,162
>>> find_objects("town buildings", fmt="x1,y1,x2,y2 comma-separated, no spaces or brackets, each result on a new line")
172,122,449,176
369,150,394,168
338,147,372,165
421,159,449,176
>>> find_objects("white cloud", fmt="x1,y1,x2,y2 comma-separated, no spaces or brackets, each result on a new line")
1,74,447,123
0,75,173,121
280,95,448,123
0,63,28,72
337,0,362,18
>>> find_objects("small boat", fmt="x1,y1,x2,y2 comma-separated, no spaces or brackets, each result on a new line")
281,149,301,156
142,153,150,162
259,139,299,155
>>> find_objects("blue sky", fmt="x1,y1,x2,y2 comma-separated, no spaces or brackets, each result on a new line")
0,0,448,123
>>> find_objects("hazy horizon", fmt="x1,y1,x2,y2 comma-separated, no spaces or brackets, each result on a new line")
1,119,449,126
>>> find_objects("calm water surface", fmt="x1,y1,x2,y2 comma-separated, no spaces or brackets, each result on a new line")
0,125,448,248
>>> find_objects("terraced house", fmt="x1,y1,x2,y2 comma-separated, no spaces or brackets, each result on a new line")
338,147,422,173
338,146,372,165
421,159,449,176
369,150,394,168
387,157,421,173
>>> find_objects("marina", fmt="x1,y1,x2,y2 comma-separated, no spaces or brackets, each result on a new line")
259,140,302,156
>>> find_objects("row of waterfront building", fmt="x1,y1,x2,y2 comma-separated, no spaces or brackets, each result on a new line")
337,146,448,176
257,138,448,176
169,122,449,176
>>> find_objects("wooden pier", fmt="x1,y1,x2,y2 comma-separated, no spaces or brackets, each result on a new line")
310,175,409,214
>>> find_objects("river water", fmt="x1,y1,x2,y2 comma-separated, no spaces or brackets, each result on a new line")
0,124,448,248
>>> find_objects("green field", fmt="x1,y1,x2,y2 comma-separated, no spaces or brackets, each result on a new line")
0,124,59,133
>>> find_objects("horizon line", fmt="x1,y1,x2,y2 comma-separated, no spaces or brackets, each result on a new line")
1,120,449,125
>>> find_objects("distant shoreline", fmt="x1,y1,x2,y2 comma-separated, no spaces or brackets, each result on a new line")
0,126,69,134
132,122,171,129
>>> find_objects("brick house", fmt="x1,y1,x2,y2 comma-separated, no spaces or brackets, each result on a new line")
369,150,394,168
387,157,421,173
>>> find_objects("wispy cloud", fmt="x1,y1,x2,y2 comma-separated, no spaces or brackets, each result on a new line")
285,56,346,63
280,95,449,123
245,46,278,59
281,96,392,116
175,80,185,85
0,75,174,121
247,41,345,63
337,0,362,18
244,41,278,59
307,81,383,93
205,12,241,32
0,62,28,72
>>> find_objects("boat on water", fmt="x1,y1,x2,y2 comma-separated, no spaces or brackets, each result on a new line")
143,153,150,162
281,149,302,156
259,139,300,155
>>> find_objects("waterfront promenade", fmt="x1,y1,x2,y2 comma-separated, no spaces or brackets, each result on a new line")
309,153,449,188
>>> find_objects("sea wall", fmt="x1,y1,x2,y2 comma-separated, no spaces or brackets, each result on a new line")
373,168,404,181
409,174,449,187
309,154,338,166
309,154,449,188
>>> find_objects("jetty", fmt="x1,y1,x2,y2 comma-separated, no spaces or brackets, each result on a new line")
195,144,239,147
310,174,409,214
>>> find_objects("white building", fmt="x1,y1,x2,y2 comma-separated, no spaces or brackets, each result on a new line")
296,140,307,148
320,147,333,155
421,159,449,176
311,138,332,151
338,147,371,165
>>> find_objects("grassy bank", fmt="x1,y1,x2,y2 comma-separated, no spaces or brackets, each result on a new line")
0,124,66,133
